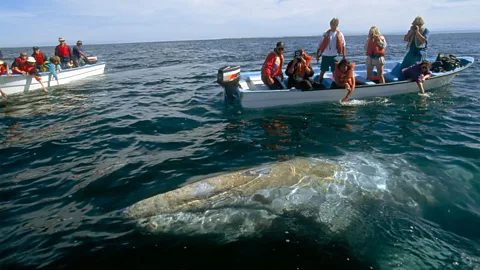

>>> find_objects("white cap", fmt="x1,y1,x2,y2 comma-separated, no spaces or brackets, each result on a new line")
58,37,65,42
0,60,4,65
27,57,36,63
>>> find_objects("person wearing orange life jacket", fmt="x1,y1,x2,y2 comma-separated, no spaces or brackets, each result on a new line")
31,46,48,70
364,26,387,84
286,49,324,91
55,37,74,68
11,52,28,74
316,18,347,84
332,59,356,103
0,60,12,99
261,42,286,90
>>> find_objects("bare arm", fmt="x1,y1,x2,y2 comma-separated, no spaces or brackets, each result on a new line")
415,28,427,43
404,29,414,41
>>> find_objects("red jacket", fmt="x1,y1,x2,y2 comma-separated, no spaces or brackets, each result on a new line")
32,51,47,65
261,51,284,77
57,44,71,57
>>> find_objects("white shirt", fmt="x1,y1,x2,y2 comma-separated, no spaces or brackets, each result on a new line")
318,31,346,57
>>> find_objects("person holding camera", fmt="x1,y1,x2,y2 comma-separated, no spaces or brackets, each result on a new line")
286,49,324,91
364,26,387,84
401,16,430,69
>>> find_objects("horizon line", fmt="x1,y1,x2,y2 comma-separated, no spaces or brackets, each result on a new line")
2,30,479,49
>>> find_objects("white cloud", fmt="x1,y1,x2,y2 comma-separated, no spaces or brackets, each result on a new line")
2,0,479,46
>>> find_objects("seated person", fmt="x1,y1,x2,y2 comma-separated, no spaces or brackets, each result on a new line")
332,59,356,102
41,56,62,85
14,57,47,93
402,60,432,94
0,59,12,99
285,49,324,91
261,42,285,90
72,40,88,67
11,52,28,73
32,46,48,70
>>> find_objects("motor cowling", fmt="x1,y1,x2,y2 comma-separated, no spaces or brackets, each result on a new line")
217,66,241,102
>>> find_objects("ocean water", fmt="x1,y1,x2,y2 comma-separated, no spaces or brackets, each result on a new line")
1,33,479,270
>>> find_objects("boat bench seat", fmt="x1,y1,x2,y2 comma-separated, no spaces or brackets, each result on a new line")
355,75,376,85
246,75,270,90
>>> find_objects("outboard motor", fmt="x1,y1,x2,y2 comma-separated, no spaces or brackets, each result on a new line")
217,66,241,103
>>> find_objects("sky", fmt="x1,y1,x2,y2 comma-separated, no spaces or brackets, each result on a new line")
1,0,479,47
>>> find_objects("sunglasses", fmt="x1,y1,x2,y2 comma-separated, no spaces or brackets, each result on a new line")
421,66,429,70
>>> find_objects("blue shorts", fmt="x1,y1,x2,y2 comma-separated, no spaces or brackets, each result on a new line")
320,55,338,72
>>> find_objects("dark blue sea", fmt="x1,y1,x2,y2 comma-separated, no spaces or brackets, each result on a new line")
1,33,479,270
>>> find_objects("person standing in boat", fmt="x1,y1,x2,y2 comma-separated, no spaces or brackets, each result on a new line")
72,40,89,67
286,49,324,91
316,18,346,84
32,46,48,71
55,37,74,68
364,26,387,84
401,60,432,94
0,60,13,99
400,16,430,69
332,59,356,102
261,42,286,90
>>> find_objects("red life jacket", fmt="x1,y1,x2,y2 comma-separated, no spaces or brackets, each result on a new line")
0,65,5,75
33,52,46,65
15,57,27,67
12,57,27,74
366,36,385,57
319,30,344,54
58,44,70,57
334,62,355,86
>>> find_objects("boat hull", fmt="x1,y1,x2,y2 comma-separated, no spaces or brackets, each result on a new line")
0,62,106,96
240,72,457,109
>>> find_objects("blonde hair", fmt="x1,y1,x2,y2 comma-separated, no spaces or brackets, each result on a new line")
369,26,381,37
413,16,424,26
330,18,339,27
50,56,61,64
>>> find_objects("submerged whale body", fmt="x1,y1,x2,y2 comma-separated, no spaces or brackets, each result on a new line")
124,157,387,240
124,156,477,269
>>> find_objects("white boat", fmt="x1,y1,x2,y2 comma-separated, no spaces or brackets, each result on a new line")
216,57,474,109
0,62,106,96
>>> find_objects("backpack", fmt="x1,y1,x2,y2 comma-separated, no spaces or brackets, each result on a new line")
431,53,461,72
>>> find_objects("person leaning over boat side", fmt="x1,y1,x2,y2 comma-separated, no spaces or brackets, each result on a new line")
72,40,88,67
41,56,62,85
286,49,324,91
0,60,13,99
11,52,28,74
400,16,430,69
315,18,346,84
364,26,387,84
261,42,286,90
31,46,48,70
401,60,432,94
332,59,356,102
55,37,74,69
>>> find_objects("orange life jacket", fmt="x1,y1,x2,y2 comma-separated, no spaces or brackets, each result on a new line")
319,30,344,54
294,63,307,78
334,62,355,86
366,36,385,57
